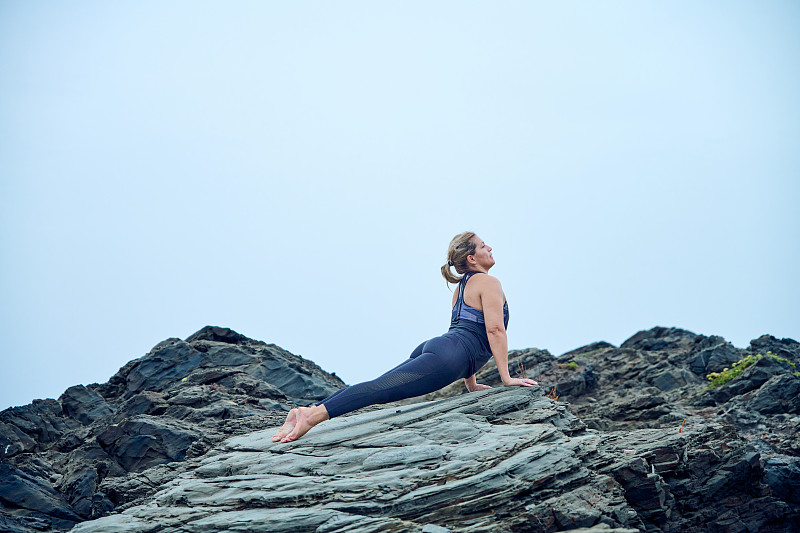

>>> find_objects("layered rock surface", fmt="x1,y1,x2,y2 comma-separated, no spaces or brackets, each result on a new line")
0,326,344,532
2,325,799,532
69,386,792,533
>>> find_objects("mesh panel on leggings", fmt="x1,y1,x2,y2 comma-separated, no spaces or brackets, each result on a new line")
363,371,423,391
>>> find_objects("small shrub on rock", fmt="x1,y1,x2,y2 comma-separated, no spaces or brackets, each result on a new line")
706,352,795,388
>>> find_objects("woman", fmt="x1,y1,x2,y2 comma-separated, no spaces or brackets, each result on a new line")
272,231,538,443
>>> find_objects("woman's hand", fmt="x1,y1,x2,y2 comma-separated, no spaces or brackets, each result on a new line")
464,375,493,392
502,377,538,387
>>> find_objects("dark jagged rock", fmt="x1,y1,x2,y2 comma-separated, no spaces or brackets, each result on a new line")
562,341,616,358
1,399,81,453
686,337,741,375
52,444,122,520
185,326,253,345
745,374,800,414
747,334,800,359
0,326,345,533
0,462,81,529
96,415,202,472
2,325,799,532
113,391,169,421
121,339,206,399
764,457,800,504
59,386,113,426
620,327,699,352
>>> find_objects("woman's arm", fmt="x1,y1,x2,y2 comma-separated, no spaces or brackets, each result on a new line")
480,276,537,388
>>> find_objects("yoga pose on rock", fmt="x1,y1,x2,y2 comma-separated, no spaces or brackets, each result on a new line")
272,231,537,443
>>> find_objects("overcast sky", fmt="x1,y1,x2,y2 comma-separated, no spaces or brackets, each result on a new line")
1,1,798,410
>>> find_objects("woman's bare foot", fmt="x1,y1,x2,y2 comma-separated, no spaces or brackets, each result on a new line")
272,408,298,442
281,405,329,443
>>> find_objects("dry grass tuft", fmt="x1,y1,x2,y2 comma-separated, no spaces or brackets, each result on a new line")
545,385,559,402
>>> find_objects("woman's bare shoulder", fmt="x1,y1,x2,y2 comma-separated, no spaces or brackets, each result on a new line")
472,273,503,290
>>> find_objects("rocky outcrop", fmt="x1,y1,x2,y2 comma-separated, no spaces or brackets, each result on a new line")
1,325,799,532
70,387,796,533
418,327,800,530
0,326,344,532
433,328,799,448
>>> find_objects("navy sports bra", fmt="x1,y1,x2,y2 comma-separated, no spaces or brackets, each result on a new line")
450,271,510,330
446,271,509,372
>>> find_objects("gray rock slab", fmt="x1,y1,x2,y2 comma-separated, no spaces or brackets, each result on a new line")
73,387,628,532
70,382,800,531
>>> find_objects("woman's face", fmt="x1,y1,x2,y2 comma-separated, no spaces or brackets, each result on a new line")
469,236,495,271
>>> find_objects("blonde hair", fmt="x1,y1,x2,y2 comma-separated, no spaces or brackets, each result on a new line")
440,231,477,285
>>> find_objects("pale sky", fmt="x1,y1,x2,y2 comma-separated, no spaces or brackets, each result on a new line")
1,1,798,410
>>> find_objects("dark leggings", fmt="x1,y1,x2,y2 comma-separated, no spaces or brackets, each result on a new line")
318,334,474,418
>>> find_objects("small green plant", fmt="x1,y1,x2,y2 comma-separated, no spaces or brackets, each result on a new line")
706,352,795,388
769,354,796,368
707,354,760,388
566,361,579,371
794,372,800,378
